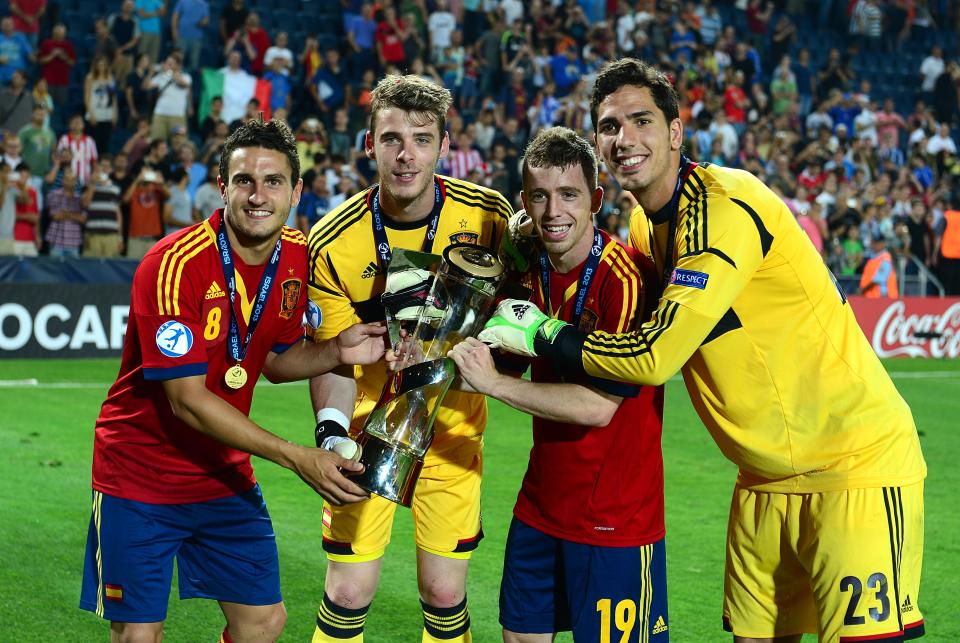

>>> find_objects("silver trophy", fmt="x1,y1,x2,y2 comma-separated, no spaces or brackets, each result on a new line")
351,244,505,506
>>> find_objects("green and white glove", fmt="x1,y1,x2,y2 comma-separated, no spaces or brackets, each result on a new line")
477,299,569,357
498,209,539,273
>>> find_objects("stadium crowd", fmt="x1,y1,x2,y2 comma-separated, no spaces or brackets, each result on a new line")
1,0,960,294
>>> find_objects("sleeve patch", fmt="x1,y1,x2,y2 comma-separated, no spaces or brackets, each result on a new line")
669,268,709,290
155,321,194,357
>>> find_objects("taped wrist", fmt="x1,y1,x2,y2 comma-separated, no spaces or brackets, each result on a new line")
314,408,350,449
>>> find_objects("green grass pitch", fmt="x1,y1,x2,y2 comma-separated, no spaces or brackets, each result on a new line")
0,358,957,641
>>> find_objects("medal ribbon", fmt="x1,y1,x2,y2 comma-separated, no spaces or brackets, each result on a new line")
215,210,283,365
660,155,696,291
370,178,443,266
539,228,604,329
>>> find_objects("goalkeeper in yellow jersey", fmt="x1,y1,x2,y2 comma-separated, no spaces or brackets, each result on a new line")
480,59,927,643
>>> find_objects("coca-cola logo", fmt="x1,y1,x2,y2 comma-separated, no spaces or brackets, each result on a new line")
872,301,960,358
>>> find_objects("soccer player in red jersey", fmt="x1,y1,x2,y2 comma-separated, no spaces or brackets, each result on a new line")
449,127,669,643
79,119,387,642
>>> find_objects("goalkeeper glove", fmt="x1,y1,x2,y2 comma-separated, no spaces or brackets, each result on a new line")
381,267,447,322
499,209,539,273
477,299,569,357
315,409,362,462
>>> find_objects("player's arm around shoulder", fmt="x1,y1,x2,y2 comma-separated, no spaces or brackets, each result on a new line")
449,338,622,426
161,374,369,505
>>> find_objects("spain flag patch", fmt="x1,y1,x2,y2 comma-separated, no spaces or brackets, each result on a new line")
105,584,123,601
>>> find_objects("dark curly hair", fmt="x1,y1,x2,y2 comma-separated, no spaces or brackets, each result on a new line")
219,118,301,187
590,59,680,132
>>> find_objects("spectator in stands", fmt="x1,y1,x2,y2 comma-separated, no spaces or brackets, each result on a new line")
3,132,22,170
296,171,329,234
931,60,959,126
767,15,797,75
171,0,209,71
550,43,586,99
162,165,193,235
123,166,167,258
375,4,410,71
427,0,456,63
37,23,75,127
11,162,39,255
92,17,118,65
135,0,166,64
311,48,348,130
262,57,292,117
295,117,326,174
918,44,944,104
9,0,45,49
199,94,224,140
0,70,34,134
132,137,169,179
192,160,220,220
108,0,140,89
346,1,378,76
84,56,119,156
218,51,254,124
200,118,228,165
148,51,191,141
859,234,897,297
926,121,957,157
816,48,851,101
696,0,723,47
57,114,97,185
770,62,797,117
327,108,351,161
177,140,204,197
19,104,53,178
0,161,13,255
447,131,484,180
263,31,293,76
242,12,269,74
218,0,247,43
82,157,124,257
0,16,33,85
934,200,960,294
45,168,85,257
791,48,816,120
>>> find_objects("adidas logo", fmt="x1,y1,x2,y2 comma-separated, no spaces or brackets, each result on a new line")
511,303,528,320
205,281,226,300
652,615,668,634
361,261,379,279
901,595,914,613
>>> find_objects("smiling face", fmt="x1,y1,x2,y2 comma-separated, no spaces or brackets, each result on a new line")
218,147,303,257
522,163,602,272
366,107,449,220
594,85,682,211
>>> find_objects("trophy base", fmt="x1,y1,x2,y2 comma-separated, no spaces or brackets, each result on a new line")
352,432,424,507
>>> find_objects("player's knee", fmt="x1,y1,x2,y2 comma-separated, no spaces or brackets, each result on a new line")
419,578,466,608
227,603,287,642
110,621,164,643
325,579,377,608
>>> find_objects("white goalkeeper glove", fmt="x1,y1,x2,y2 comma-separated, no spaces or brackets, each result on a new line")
381,267,447,322
499,209,539,272
477,299,569,357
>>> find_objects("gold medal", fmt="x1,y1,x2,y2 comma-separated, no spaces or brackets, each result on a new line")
224,364,248,389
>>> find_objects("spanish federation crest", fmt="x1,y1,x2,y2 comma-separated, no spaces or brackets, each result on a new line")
280,279,302,319
449,231,479,244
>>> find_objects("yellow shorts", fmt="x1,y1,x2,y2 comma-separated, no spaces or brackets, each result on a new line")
723,482,925,641
321,436,483,562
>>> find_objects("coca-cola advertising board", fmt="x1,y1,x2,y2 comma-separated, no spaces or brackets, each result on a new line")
848,296,960,358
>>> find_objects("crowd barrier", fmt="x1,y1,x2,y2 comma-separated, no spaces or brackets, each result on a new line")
2,258,959,359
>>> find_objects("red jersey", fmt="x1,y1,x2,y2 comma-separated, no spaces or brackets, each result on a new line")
92,211,308,503
512,231,666,546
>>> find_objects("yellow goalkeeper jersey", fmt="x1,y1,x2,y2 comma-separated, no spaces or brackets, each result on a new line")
581,159,925,492
307,176,511,456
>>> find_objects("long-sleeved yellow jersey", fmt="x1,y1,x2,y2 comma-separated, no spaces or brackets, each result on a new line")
577,159,925,492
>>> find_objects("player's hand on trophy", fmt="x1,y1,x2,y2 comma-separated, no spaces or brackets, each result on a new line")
448,337,503,396
499,209,539,272
386,329,426,370
290,444,368,506
477,299,569,357
335,322,388,365
381,267,447,322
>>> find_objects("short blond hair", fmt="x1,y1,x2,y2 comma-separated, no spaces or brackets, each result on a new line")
369,74,452,139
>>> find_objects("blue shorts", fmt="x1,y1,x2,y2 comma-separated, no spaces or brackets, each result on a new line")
79,485,281,623
500,517,670,642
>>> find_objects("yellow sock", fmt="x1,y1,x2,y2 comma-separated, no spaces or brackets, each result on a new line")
312,592,367,643
421,595,471,642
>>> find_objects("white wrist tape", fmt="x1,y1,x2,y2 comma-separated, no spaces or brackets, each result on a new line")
316,407,350,428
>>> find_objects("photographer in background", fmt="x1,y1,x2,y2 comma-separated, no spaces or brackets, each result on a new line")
146,50,191,141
